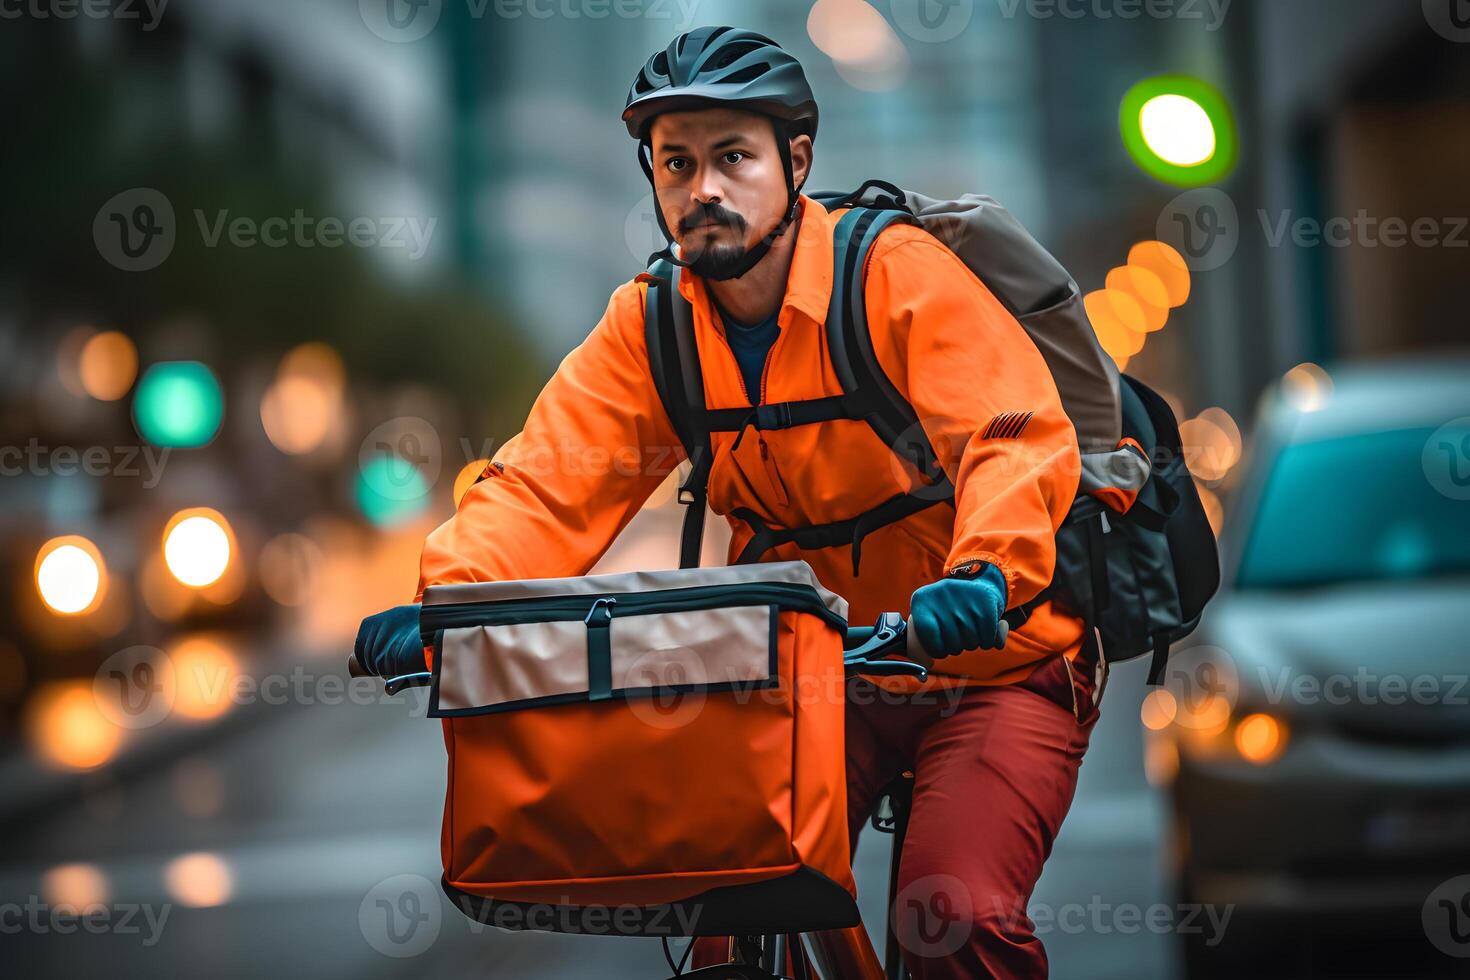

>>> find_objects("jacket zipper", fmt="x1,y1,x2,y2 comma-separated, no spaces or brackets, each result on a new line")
754,316,791,507
712,310,792,509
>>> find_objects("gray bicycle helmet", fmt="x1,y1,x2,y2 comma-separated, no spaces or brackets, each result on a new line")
623,26,819,142
625,27,819,279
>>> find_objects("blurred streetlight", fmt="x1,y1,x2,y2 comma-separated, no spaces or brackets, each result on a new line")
164,852,234,908
35,535,106,615
133,361,224,448
163,508,234,588
260,342,347,456
78,331,139,401
1120,76,1238,186
1281,362,1333,412
1234,713,1288,765
24,681,123,770
1127,241,1192,307
167,634,239,721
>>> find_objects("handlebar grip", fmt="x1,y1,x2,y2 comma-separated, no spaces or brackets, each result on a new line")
348,654,369,678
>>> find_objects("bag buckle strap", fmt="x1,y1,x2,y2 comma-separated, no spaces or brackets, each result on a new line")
755,401,794,431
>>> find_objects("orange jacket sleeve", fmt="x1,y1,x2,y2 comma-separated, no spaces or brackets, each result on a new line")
867,231,1081,608
414,280,683,602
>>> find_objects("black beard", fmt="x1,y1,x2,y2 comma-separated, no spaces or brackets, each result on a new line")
686,239,753,280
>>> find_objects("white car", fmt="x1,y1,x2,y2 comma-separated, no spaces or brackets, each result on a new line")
1153,359,1470,977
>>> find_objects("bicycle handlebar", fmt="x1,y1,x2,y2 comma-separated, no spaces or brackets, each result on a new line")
351,610,1022,695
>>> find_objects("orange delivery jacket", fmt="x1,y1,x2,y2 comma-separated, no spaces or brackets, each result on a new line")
415,194,1086,692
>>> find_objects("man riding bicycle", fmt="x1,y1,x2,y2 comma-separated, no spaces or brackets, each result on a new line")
358,26,1101,979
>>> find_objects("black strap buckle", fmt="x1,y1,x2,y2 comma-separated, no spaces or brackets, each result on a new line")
755,402,794,431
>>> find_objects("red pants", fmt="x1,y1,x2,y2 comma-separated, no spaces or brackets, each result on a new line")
693,652,1101,979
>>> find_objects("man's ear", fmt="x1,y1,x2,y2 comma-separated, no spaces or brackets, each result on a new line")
788,132,814,191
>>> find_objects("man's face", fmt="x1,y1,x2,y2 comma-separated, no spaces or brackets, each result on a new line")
648,106,811,279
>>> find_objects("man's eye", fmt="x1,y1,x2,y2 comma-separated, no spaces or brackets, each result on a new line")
722,152,745,165
666,158,688,173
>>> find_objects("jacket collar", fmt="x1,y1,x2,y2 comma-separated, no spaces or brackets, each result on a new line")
675,195,835,329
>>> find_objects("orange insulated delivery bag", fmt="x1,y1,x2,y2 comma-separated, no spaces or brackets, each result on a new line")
421,559,861,935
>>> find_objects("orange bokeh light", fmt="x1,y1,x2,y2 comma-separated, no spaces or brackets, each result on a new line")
78,331,139,401
1234,713,1287,764
1127,241,1191,307
24,682,123,770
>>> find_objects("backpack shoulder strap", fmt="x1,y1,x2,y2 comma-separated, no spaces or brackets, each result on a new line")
642,259,714,568
827,206,953,490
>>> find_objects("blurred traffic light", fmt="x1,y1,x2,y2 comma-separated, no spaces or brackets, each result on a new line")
133,361,224,448
1120,75,1238,186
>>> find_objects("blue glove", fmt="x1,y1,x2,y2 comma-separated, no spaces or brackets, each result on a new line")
909,562,1009,659
353,603,425,678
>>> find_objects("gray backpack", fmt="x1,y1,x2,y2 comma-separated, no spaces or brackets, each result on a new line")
642,179,1219,680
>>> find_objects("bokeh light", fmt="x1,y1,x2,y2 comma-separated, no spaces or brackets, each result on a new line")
1120,75,1238,186
1084,289,1147,364
24,681,123,770
258,532,324,606
260,342,347,456
35,535,106,615
55,325,98,398
133,361,224,448
164,852,234,907
168,634,239,721
42,863,110,908
1106,266,1170,332
79,331,139,401
452,458,490,509
1179,415,1235,482
356,456,431,527
1234,713,1287,765
1141,688,1179,731
1140,93,1217,167
1127,241,1192,307
164,509,234,588
1281,362,1334,412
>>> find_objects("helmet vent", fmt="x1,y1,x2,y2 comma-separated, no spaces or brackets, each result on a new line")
720,63,769,85
651,50,669,78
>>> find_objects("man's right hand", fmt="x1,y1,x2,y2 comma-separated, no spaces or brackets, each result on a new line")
353,603,424,678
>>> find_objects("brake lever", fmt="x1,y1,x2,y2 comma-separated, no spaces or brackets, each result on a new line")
384,672,433,696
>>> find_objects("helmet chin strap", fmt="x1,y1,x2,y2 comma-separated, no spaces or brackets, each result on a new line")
638,124,801,281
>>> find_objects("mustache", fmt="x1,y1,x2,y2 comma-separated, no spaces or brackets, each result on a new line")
679,203,747,235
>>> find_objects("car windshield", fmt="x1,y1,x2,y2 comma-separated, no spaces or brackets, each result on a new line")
1237,426,1470,589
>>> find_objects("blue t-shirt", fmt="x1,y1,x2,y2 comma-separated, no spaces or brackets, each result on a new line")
713,301,780,406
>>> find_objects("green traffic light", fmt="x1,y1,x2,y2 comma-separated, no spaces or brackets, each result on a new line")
1120,75,1238,187
132,361,224,448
